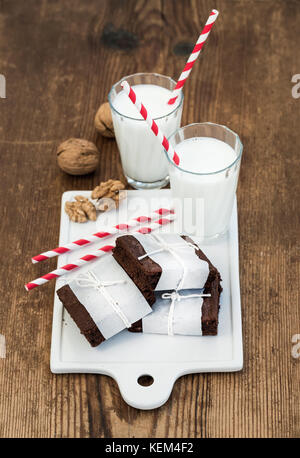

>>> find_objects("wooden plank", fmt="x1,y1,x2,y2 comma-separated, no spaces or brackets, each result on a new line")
0,0,299,437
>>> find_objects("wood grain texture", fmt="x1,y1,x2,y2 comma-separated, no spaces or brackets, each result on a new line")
0,0,299,438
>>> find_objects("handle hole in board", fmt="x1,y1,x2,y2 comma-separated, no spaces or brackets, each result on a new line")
137,374,154,387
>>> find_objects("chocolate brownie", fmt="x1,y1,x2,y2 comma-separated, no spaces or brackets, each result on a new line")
120,234,222,335
129,268,222,336
56,254,155,347
112,235,162,306
113,234,221,307
57,285,105,347
185,235,222,334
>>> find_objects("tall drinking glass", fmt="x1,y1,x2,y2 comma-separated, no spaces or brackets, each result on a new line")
165,122,243,238
109,73,184,190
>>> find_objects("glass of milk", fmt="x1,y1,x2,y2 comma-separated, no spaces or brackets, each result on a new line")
165,123,243,238
109,73,184,189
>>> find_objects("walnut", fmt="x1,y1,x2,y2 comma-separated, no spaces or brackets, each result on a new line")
65,195,97,223
57,138,99,175
91,179,126,211
91,179,125,199
65,201,87,223
94,103,114,138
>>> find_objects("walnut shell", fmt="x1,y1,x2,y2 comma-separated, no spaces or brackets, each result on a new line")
94,102,114,138
57,138,99,175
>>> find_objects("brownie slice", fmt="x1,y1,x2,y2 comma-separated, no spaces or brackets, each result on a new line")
113,234,221,307
57,285,105,347
129,273,222,336
112,235,162,306
201,274,222,335
126,234,222,335
184,235,222,335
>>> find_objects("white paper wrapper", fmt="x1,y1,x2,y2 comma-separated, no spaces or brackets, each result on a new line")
68,256,152,340
133,233,209,291
142,290,203,336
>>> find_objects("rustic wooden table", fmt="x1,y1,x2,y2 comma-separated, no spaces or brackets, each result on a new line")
0,0,299,438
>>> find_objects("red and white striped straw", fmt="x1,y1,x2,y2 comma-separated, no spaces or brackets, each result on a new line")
168,9,219,106
31,207,174,263
121,81,180,166
25,215,175,291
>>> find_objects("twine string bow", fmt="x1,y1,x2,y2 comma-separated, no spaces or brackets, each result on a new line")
161,291,211,336
76,271,131,328
138,234,198,291
139,234,206,335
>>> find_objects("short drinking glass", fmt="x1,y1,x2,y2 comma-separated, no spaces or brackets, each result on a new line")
165,122,243,238
109,73,184,190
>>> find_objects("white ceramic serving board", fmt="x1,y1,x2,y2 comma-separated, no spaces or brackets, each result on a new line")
51,190,243,410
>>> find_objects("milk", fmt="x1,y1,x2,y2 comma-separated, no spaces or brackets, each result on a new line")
169,136,241,237
110,84,183,186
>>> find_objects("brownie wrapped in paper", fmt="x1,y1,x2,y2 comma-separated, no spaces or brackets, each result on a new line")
143,290,211,336
129,273,222,336
113,233,218,305
56,256,152,347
